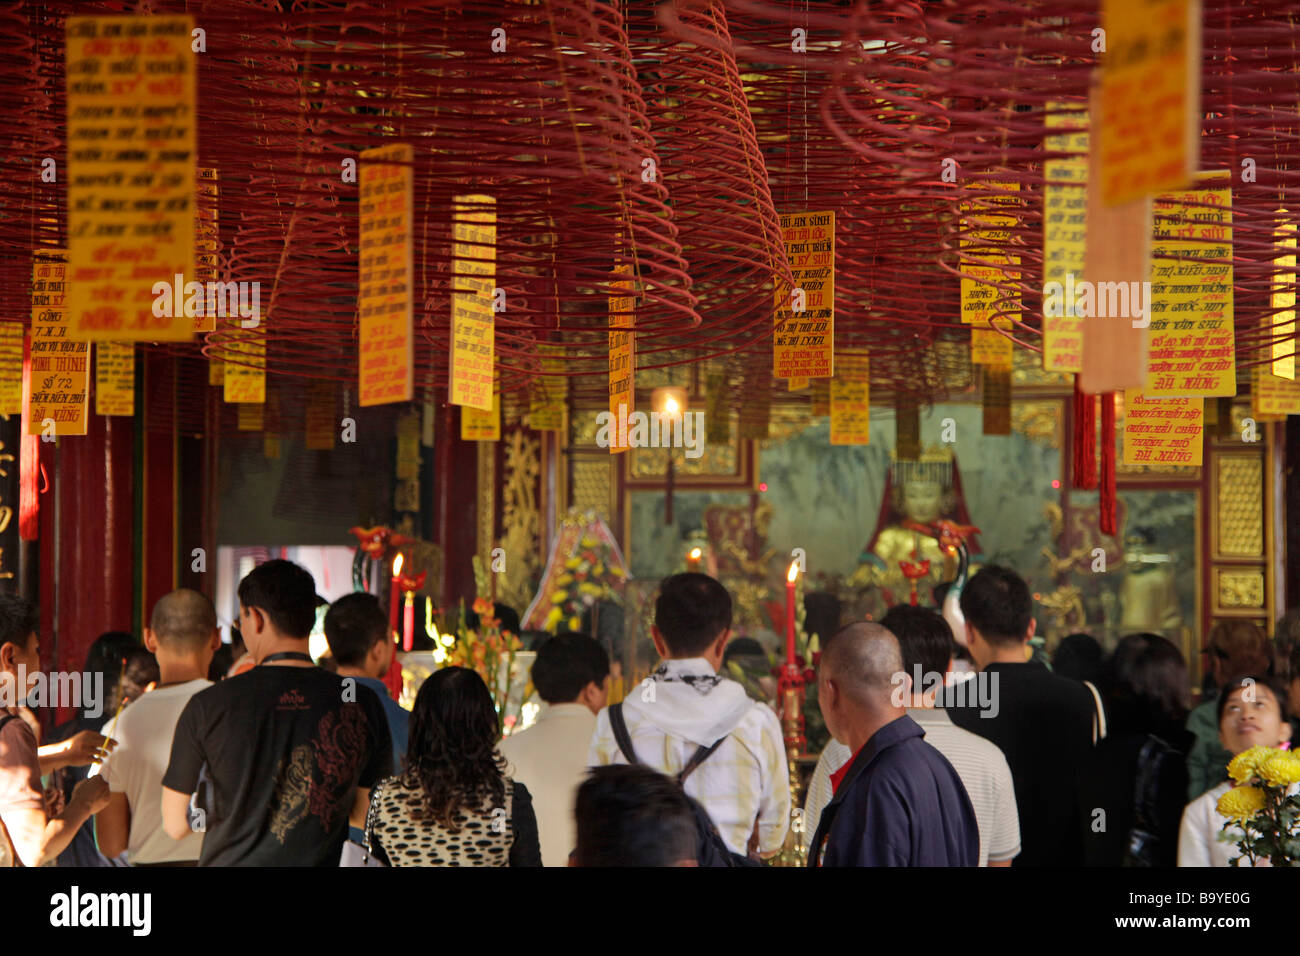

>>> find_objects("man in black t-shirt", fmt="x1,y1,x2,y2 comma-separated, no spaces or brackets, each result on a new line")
943,565,1095,867
161,560,392,866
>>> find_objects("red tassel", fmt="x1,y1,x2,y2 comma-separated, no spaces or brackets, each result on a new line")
1099,392,1117,536
382,645,404,701
19,335,39,541
1072,376,1097,490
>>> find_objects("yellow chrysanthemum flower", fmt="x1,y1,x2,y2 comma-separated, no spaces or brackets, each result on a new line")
567,616,581,631
543,607,563,630
1257,752,1300,788
1227,745,1275,784
550,591,567,604
564,557,582,570
1216,785,1267,824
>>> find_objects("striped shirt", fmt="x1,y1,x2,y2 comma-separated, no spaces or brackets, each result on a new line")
588,660,790,856
803,707,1020,865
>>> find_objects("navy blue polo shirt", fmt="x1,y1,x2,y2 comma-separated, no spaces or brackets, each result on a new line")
809,713,979,867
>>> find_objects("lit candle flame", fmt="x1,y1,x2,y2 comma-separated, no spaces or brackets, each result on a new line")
689,547,702,560
665,396,680,415
787,561,799,583
392,553,404,577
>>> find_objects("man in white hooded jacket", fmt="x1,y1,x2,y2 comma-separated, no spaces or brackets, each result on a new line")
587,573,790,859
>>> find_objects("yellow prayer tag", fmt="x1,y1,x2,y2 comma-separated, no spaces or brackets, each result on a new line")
959,182,1020,327
194,168,220,334
237,402,263,432
223,322,265,404
0,324,24,415
1042,105,1088,373
95,342,134,416
358,144,414,406
1122,388,1203,467
449,195,496,411
1272,219,1296,380
29,251,88,437
304,381,335,450
829,353,870,446
461,392,500,442
529,351,566,431
608,265,635,454
773,211,835,380
971,320,1014,366
1145,174,1234,397
1098,0,1200,206
66,15,197,342
1253,366,1300,419
396,412,420,480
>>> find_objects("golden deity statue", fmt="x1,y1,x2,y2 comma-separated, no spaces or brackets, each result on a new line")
851,447,978,606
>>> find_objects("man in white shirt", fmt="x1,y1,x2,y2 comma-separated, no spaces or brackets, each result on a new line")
500,632,609,866
804,605,1020,866
95,589,220,865
588,573,790,860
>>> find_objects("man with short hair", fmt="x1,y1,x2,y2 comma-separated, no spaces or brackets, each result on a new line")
500,631,609,865
588,573,789,860
570,764,698,867
945,565,1095,867
96,589,221,865
161,560,392,865
803,605,1020,866
809,622,978,867
324,592,410,771
0,596,111,867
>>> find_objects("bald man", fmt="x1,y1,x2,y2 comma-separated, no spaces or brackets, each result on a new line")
808,623,979,867
95,589,221,865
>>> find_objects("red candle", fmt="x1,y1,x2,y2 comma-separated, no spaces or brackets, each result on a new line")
390,553,404,640
403,592,414,652
785,562,798,671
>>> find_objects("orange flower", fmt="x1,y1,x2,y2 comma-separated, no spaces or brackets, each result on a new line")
472,597,494,616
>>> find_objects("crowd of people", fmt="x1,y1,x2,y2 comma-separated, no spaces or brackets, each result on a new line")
0,557,1292,867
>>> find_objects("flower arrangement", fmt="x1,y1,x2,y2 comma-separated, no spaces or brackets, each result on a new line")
1215,745,1300,865
541,533,626,634
420,556,525,734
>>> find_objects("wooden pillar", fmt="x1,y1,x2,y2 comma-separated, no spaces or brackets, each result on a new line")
139,352,178,627
40,412,134,724
434,401,478,605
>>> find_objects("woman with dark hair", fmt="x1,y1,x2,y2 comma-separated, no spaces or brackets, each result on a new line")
363,667,541,866
1079,633,1194,866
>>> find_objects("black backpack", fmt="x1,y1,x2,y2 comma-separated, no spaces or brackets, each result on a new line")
607,702,760,867
1123,734,1175,867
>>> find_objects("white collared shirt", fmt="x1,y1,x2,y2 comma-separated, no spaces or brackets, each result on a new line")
587,658,790,856
499,702,596,867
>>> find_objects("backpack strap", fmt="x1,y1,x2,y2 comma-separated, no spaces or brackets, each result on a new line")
609,703,727,783
1083,680,1107,743
608,703,639,765
677,737,726,785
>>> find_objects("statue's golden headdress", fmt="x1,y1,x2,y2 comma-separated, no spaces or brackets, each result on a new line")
890,443,954,488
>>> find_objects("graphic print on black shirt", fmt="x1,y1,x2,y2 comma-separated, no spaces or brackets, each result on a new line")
163,667,393,866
